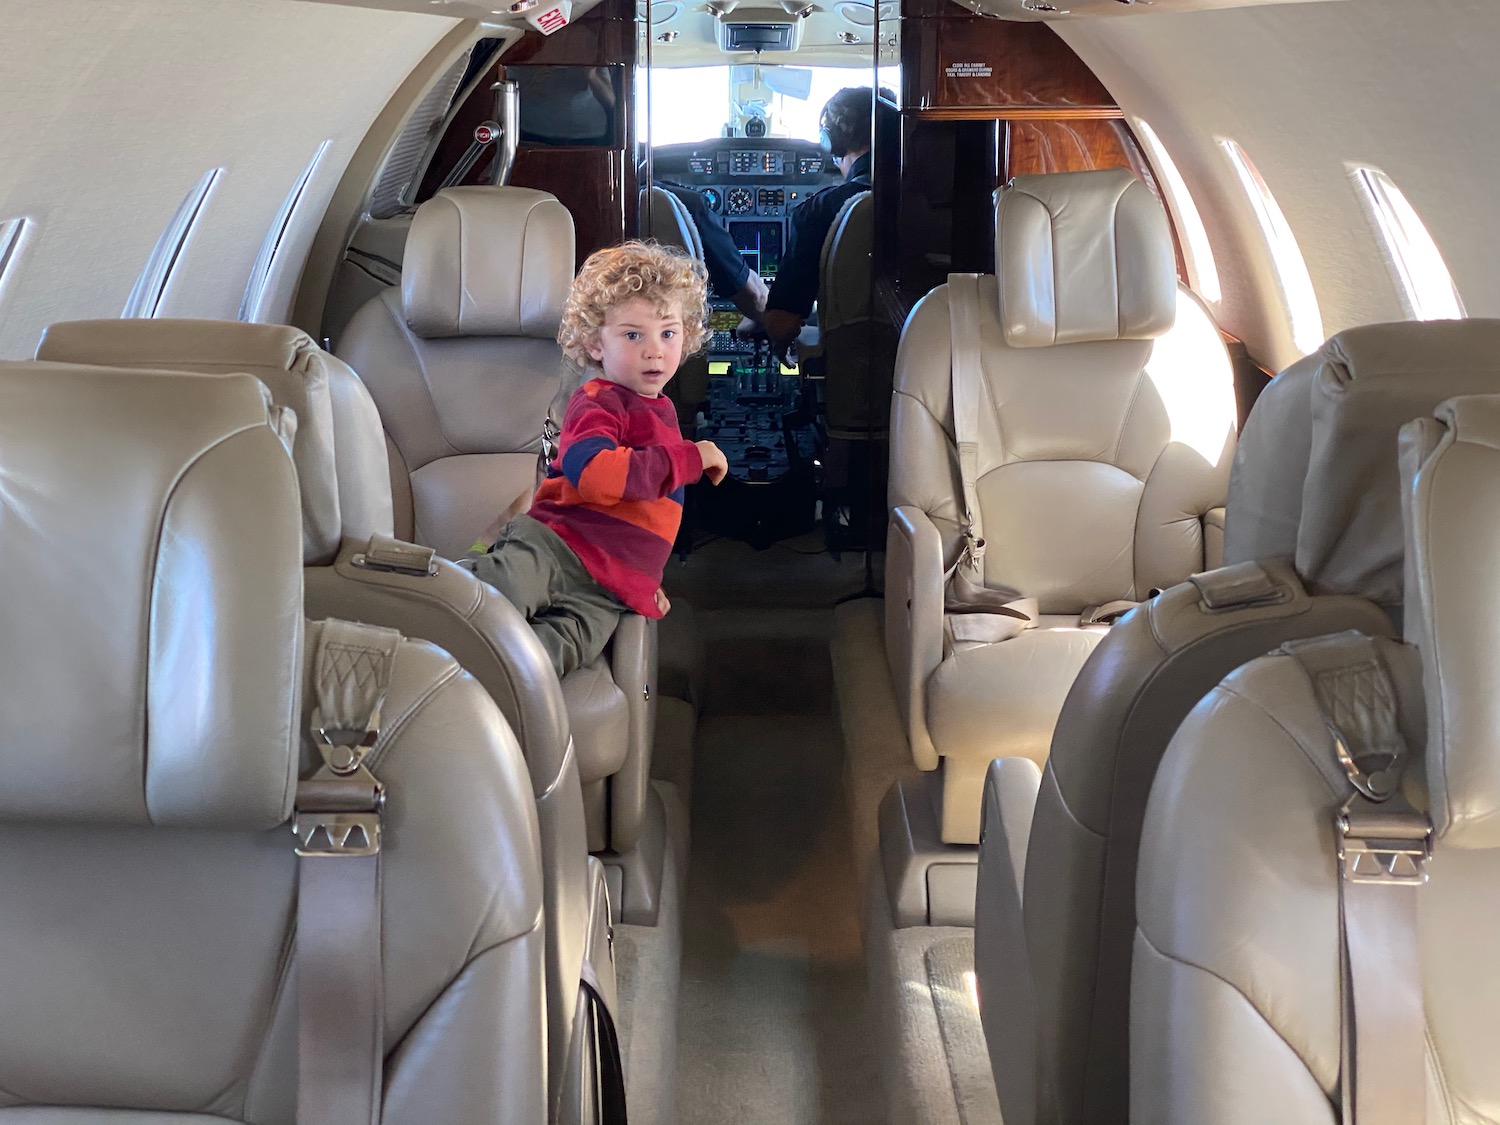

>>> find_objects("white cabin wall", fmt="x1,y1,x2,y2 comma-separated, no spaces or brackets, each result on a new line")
1061,0,1499,369
0,0,458,359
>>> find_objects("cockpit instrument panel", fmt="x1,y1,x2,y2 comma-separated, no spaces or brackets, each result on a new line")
729,149,784,176
796,155,824,175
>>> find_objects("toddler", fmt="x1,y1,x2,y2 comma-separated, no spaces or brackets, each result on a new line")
464,241,728,678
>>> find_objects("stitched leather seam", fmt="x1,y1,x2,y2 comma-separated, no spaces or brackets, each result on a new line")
148,420,293,826
1424,1021,1458,1125
1135,926,1334,1104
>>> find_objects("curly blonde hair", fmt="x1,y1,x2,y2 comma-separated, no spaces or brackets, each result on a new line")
558,240,711,369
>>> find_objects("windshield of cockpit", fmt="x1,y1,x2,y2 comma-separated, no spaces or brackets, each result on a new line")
646,65,883,146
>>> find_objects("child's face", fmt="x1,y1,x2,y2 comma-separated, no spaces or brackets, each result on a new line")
586,296,685,399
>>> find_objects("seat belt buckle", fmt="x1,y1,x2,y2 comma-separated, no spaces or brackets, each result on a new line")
1337,799,1432,886
294,809,383,857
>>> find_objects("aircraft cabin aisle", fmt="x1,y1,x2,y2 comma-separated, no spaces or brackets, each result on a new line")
3,1,1500,1123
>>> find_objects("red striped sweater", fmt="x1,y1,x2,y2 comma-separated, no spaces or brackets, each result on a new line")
529,378,704,617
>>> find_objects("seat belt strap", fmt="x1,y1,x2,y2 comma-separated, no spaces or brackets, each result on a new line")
1283,633,1430,1125
947,273,987,577
295,619,402,1125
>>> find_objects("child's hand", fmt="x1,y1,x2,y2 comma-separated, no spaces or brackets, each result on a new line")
695,440,729,485
654,587,671,615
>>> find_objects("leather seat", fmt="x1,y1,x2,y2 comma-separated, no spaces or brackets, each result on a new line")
641,184,710,421
34,318,629,1119
334,185,661,866
0,358,546,1122
886,168,1238,843
1131,390,1500,1123
815,190,894,440
972,319,1500,1125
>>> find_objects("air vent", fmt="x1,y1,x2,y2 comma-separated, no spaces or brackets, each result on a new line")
123,168,222,319
717,15,801,52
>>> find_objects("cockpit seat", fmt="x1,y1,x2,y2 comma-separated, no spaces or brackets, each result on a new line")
641,184,710,421
334,185,662,870
0,358,546,1123
1131,389,1500,1124
973,319,1500,1125
34,316,631,1117
885,168,1237,843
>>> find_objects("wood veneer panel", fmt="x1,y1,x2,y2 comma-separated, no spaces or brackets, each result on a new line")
902,15,1116,113
509,147,628,270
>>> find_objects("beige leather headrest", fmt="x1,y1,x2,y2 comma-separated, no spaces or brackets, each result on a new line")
1401,395,1500,848
36,319,394,565
1226,320,1500,605
0,362,302,829
402,186,575,340
994,168,1176,348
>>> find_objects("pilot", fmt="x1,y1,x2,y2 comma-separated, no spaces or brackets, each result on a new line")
747,86,888,354
656,179,769,320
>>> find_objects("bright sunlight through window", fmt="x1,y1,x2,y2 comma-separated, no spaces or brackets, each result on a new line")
1349,165,1465,322
1133,120,1219,303
1218,138,1324,355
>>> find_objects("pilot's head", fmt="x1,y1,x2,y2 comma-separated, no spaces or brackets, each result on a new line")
819,87,875,160
819,86,898,164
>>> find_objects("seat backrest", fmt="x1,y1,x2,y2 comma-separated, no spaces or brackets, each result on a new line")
642,184,711,418
888,168,1237,613
981,319,1500,1125
643,184,704,260
336,185,575,558
35,316,596,1119
0,360,546,1123
1131,391,1500,1124
817,190,895,438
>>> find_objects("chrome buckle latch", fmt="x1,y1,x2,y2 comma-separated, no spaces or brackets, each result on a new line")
1337,799,1432,886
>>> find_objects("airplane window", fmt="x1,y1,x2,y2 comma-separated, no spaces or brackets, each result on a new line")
1217,138,1323,354
241,141,330,323
1133,119,1220,304
1349,165,1466,322
647,65,878,146
0,218,32,310
122,168,222,319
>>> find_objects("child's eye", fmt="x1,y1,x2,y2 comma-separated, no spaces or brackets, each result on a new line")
662,330,675,339
624,331,640,341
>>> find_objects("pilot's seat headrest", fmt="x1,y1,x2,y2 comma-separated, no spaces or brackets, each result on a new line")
1224,319,1500,606
0,360,304,830
642,186,704,261
36,318,393,566
401,185,575,340
994,167,1178,348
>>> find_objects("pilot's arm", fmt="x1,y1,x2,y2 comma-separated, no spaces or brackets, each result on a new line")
660,183,767,319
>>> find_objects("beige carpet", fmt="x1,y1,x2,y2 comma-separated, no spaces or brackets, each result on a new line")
665,539,885,1125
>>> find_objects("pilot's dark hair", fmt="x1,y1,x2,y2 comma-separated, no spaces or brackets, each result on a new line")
820,86,895,158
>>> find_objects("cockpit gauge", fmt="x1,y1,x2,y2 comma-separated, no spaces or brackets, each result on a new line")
701,186,724,212
725,186,755,215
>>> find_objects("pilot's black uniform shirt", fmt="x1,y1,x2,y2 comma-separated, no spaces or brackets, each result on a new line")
765,151,873,319
658,181,753,300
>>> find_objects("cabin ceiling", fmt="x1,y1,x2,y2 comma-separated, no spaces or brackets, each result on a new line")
301,0,1343,40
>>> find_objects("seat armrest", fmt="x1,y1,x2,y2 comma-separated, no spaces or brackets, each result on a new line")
1203,506,1227,571
305,537,572,799
886,504,945,770
976,756,1042,1125
606,613,657,853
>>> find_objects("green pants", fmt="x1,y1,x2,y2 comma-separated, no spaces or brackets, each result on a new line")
464,514,627,679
